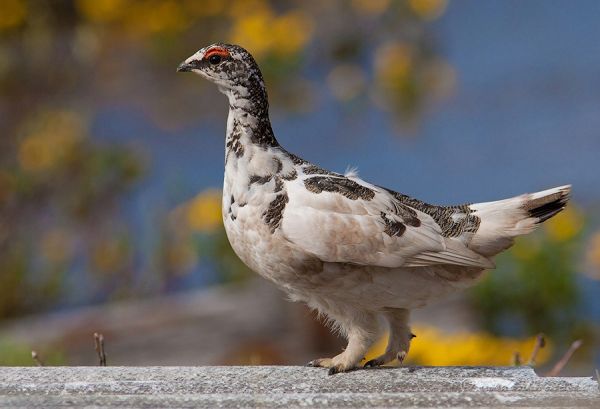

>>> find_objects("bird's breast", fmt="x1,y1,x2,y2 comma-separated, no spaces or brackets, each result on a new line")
221,171,296,282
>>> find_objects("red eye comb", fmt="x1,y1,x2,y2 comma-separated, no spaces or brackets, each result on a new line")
204,47,230,60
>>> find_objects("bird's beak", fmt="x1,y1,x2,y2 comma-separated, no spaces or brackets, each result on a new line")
177,60,200,72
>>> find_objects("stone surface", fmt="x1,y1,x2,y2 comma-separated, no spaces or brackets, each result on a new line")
0,366,598,408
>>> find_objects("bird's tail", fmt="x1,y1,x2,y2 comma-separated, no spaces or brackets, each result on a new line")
468,185,571,257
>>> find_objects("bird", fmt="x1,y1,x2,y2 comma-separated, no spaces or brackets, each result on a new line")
177,43,571,375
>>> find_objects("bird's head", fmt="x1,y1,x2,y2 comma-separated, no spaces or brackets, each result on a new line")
177,43,264,93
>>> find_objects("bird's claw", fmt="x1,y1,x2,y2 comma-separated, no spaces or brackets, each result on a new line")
307,358,354,374
306,358,332,368
328,364,356,375
364,349,408,368
364,358,384,368
328,365,342,375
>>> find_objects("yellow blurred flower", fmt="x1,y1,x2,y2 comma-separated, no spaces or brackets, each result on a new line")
351,0,390,16
18,110,85,173
135,0,190,34
229,9,273,58
363,325,551,366
585,231,600,280
271,10,314,57
375,42,413,87
18,137,55,172
182,0,224,17
0,0,27,30
544,205,583,242
186,189,223,233
227,0,270,19
78,0,190,34
229,8,313,59
91,237,129,274
375,42,412,83
165,239,198,275
76,0,131,23
408,0,448,21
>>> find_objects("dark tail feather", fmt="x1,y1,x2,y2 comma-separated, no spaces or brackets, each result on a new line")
524,185,571,223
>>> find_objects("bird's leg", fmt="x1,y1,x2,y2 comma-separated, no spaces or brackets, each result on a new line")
308,310,380,375
365,308,412,368
328,328,379,375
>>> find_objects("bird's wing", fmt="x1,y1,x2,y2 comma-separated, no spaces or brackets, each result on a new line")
281,174,494,269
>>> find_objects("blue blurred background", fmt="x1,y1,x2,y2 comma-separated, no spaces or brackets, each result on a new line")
0,0,598,373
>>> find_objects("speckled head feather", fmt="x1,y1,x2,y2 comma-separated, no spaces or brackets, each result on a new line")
178,43,275,148
177,43,265,94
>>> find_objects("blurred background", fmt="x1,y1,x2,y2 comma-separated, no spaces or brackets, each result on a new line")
0,0,599,375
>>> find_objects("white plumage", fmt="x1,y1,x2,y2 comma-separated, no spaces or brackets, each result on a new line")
178,43,571,374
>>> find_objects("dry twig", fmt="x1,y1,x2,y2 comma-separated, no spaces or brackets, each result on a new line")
527,333,546,366
545,339,582,376
512,351,522,366
94,332,107,366
31,350,44,367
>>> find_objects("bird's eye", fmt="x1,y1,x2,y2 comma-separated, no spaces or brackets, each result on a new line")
208,54,222,65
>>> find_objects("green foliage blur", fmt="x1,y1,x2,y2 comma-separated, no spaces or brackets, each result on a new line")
0,337,65,366
469,207,589,342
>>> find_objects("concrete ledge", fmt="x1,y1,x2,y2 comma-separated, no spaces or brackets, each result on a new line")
1,366,598,408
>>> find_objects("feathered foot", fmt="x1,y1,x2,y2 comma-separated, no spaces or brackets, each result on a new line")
306,354,358,375
364,308,413,369
307,326,380,374
364,350,408,368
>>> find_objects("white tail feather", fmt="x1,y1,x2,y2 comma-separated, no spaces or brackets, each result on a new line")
468,185,571,257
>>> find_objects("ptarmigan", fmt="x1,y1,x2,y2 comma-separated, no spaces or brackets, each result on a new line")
177,43,571,374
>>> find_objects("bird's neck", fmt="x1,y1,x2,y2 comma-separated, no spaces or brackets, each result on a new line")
222,81,285,196
223,75,279,158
